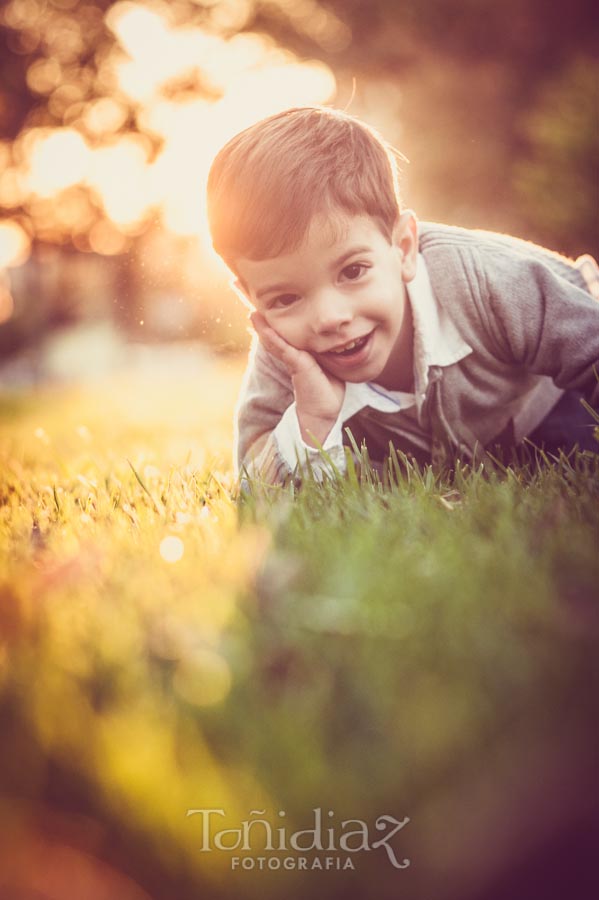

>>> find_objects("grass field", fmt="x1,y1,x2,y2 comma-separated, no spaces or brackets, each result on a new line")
1,357,598,900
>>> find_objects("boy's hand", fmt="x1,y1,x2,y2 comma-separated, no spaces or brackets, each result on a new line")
251,312,345,447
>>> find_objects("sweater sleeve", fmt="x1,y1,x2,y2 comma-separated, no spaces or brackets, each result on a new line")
234,337,295,482
475,246,599,406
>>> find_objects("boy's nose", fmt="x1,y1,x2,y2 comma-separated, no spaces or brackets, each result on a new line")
311,290,353,333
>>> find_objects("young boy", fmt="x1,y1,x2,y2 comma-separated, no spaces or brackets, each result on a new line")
206,106,599,483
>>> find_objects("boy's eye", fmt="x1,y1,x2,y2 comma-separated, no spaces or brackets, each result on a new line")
271,293,299,309
342,263,367,281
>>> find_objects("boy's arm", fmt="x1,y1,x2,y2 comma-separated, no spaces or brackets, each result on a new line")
235,332,346,485
476,247,599,405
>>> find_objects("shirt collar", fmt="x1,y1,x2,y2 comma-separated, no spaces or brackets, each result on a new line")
409,251,472,383
340,253,472,420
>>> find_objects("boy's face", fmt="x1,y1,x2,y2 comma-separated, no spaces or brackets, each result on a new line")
234,211,418,390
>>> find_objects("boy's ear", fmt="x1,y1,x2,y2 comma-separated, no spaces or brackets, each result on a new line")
393,210,418,282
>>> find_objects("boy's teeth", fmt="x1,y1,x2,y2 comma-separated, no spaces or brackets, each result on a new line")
332,337,362,354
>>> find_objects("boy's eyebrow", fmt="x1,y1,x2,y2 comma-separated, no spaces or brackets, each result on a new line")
256,245,373,300
331,246,372,269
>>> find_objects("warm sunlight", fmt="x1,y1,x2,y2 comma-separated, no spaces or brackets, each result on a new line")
1,0,337,265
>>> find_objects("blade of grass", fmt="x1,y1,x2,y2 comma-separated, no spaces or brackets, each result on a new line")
127,459,164,515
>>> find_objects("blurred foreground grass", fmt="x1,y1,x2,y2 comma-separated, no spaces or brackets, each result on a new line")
0,361,598,900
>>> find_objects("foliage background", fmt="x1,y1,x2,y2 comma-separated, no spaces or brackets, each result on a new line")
0,0,597,358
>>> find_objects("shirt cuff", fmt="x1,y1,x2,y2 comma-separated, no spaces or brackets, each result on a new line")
273,403,346,475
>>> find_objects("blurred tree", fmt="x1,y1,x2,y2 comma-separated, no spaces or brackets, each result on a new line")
0,0,596,357
0,1,264,352
245,0,598,253
0,0,233,140
247,0,598,75
1,0,596,252
513,57,599,259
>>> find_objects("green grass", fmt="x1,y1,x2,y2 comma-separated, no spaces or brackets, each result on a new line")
0,377,598,900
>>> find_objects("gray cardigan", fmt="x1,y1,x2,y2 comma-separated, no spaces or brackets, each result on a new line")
235,222,599,481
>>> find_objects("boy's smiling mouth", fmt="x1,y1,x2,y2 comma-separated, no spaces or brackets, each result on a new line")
327,333,371,355
318,329,375,367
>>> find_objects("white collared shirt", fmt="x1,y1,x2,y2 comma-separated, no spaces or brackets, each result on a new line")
273,254,472,472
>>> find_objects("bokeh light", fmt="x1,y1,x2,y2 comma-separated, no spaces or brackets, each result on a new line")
24,128,91,197
0,219,30,268
159,535,185,563
173,647,232,707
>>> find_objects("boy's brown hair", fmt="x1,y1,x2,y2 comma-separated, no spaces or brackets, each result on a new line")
206,106,404,270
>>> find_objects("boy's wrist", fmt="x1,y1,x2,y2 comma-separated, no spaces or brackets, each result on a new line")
273,403,345,473
298,411,340,447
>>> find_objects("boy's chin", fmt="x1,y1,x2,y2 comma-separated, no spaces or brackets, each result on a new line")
320,364,369,384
